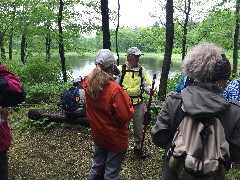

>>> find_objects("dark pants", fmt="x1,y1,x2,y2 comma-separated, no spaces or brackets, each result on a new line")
64,107,86,118
0,151,8,180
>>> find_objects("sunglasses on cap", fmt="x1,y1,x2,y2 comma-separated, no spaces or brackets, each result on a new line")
130,54,141,58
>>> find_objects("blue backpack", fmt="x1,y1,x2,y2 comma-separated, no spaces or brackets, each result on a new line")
61,87,80,111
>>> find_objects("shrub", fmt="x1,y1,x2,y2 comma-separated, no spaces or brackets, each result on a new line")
1,57,74,104
24,82,71,104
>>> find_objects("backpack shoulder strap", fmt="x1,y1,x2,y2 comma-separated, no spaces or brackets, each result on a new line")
120,64,126,86
72,87,80,96
139,66,143,87
168,91,182,100
139,66,142,76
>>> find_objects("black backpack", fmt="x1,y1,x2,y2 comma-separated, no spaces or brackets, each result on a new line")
61,87,80,111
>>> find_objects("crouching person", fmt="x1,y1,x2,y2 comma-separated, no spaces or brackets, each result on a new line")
82,49,134,179
62,76,86,118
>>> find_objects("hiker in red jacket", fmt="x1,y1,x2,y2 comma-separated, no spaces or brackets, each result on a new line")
83,49,134,179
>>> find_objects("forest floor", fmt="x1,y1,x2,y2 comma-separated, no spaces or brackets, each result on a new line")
7,107,240,180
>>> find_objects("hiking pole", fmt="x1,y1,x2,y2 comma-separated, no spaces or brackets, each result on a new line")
140,73,156,156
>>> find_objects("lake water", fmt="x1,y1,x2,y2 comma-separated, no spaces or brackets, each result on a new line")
67,55,182,87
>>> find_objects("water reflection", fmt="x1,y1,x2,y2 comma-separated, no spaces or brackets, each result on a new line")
67,55,182,87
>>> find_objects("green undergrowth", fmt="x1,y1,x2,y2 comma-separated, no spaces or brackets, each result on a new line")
6,104,240,180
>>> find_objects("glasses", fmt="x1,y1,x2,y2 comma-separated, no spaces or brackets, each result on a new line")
131,54,140,58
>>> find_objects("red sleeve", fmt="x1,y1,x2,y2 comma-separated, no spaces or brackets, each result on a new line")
112,87,134,124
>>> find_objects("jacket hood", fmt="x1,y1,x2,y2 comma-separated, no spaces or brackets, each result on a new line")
181,83,230,118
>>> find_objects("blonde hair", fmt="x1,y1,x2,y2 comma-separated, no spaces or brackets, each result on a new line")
182,43,223,82
86,66,114,99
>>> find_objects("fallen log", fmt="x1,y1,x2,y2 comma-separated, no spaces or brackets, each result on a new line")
28,109,89,127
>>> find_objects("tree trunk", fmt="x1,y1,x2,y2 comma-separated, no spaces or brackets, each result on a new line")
233,0,240,74
9,34,13,60
28,109,89,127
21,33,27,63
158,0,174,100
1,47,6,60
101,0,111,49
181,0,191,61
46,33,51,61
58,0,67,82
0,35,6,60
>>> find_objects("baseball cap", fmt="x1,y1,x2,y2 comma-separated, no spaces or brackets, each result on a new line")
127,47,144,56
95,49,115,68
73,76,83,83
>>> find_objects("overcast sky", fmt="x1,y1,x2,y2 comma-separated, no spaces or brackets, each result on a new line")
108,0,235,29
108,0,160,28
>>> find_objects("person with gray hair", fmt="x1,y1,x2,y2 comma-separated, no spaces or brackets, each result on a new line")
82,49,134,179
151,43,240,179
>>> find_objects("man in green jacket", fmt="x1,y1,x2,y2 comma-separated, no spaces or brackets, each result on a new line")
117,47,151,159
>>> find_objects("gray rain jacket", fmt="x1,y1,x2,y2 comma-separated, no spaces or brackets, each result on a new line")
151,83,240,179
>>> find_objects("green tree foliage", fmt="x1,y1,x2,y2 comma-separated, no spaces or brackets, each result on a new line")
0,0,101,60
0,0,237,61
109,27,165,54
0,0,17,59
0,0,238,87
79,1,238,59
191,9,235,50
